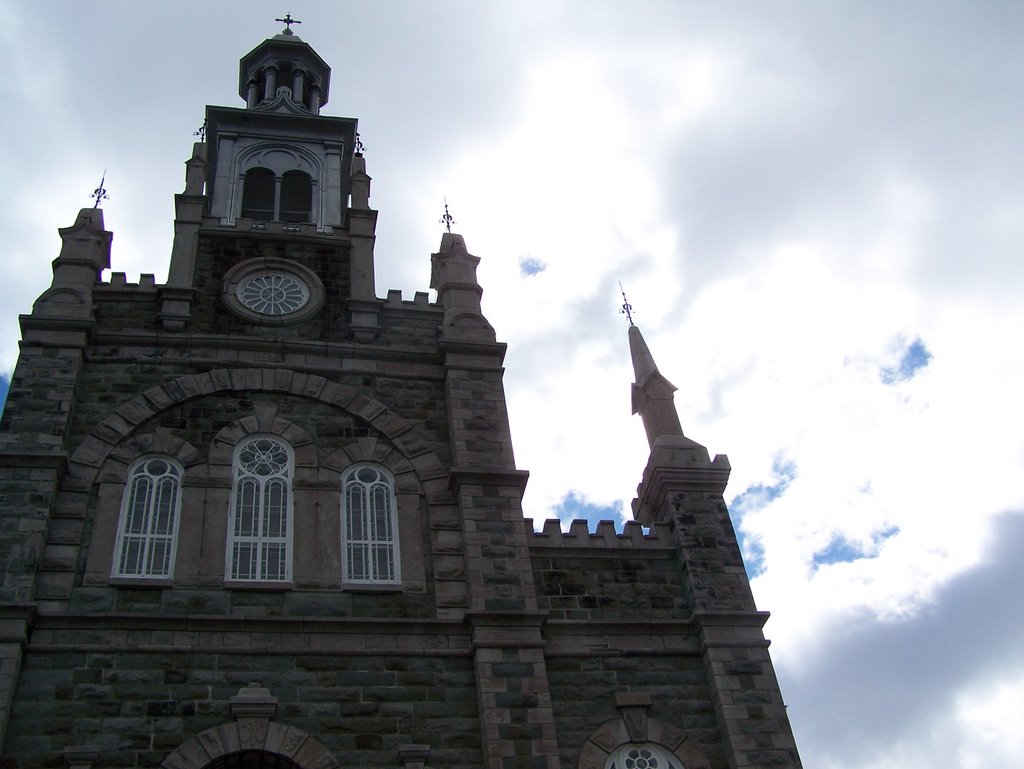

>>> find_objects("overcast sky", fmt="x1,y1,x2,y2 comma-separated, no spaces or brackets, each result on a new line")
3,2,1024,767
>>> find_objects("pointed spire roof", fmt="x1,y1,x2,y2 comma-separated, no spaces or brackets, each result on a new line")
629,325,677,395
628,324,684,446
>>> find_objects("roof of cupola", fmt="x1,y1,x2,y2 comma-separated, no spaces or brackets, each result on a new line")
237,32,331,108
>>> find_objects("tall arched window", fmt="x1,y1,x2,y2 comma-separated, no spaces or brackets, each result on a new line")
240,167,275,221
113,457,183,578
280,170,312,223
227,436,293,582
342,465,400,585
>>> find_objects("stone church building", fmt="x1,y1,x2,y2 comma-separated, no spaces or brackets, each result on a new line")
0,27,801,769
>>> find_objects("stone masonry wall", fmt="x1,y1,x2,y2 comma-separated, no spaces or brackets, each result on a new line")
529,521,688,620
4,619,481,769
546,652,725,769
190,233,352,341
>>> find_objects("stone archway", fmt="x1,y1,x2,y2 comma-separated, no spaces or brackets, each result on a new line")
161,684,339,769
69,367,450,504
578,693,711,769
201,753,303,769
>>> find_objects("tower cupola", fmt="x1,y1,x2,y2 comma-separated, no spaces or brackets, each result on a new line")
238,29,331,114
204,26,360,234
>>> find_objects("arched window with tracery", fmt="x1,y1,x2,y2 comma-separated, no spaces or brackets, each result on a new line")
342,465,400,585
113,456,183,578
606,744,684,769
227,436,294,582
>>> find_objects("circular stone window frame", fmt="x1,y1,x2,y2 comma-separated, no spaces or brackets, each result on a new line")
222,257,325,326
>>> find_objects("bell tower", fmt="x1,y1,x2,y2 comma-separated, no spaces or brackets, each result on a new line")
159,22,380,339
206,27,350,233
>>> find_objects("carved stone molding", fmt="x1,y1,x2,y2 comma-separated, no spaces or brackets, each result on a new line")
577,692,711,769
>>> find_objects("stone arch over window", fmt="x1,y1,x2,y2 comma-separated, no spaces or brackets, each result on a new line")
229,145,324,229
227,435,295,582
112,455,184,578
82,430,201,587
323,436,427,593
341,463,400,585
160,684,338,769
70,370,446,597
578,693,711,769
71,369,446,501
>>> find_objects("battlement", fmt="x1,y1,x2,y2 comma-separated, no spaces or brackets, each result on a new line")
99,272,158,290
529,518,673,549
384,289,435,309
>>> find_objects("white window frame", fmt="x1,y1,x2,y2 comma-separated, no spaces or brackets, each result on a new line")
341,464,401,586
112,456,183,579
226,436,294,583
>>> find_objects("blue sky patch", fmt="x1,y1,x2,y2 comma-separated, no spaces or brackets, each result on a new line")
553,490,623,530
0,374,7,416
729,455,797,578
730,456,797,518
812,526,900,569
881,337,932,384
518,256,547,277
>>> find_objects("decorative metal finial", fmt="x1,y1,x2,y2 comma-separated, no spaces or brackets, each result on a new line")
194,119,207,142
90,170,109,209
275,13,302,34
354,132,366,155
619,282,635,326
439,197,456,234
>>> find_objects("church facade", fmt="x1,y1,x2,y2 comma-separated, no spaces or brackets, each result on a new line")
0,29,801,769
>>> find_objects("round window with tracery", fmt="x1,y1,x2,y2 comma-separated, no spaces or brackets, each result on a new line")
236,272,310,316
237,438,290,477
606,744,682,769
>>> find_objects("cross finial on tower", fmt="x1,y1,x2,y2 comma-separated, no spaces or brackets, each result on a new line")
439,198,456,234
354,132,366,155
90,170,109,209
619,282,635,326
275,13,302,34
194,119,207,142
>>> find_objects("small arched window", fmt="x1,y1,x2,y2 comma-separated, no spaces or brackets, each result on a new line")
113,457,183,578
342,465,400,585
240,167,276,221
280,170,312,223
227,436,294,582
606,744,683,769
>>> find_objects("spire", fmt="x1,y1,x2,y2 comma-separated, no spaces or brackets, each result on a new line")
629,325,684,448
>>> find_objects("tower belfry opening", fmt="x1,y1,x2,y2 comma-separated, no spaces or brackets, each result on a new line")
0,23,801,769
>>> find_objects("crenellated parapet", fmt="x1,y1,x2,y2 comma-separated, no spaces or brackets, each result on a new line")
529,519,672,549
99,273,158,291
384,289,432,308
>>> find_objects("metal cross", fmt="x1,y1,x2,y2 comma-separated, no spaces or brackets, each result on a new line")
439,198,456,233
354,132,366,154
90,170,109,209
194,119,207,142
275,13,302,33
619,282,635,326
